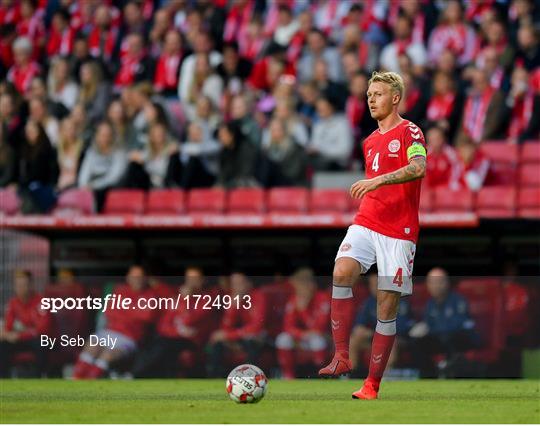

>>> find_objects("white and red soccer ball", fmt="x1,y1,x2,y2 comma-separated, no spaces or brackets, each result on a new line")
226,364,268,403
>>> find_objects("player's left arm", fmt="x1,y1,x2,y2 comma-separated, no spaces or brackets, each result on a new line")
350,142,427,199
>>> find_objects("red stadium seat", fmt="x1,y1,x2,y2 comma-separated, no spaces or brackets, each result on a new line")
480,142,519,185
54,188,94,216
103,190,146,214
227,188,266,213
519,164,540,187
187,188,226,213
310,189,349,213
267,188,309,213
433,187,474,212
518,188,540,218
146,189,186,214
475,186,516,218
0,188,20,215
457,279,504,363
481,141,519,165
419,187,433,213
520,142,540,164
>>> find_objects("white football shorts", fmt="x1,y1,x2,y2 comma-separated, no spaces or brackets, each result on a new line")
335,224,416,295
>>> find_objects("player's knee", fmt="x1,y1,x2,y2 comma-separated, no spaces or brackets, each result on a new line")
333,263,356,285
275,332,294,350
377,292,401,320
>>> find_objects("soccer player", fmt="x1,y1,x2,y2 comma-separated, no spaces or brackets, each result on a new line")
318,71,427,400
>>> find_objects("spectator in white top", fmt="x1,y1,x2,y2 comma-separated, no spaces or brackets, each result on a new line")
272,5,300,47
380,15,427,75
78,121,127,211
123,122,176,189
297,29,344,83
177,31,222,105
180,53,223,121
309,96,353,171
47,57,79,111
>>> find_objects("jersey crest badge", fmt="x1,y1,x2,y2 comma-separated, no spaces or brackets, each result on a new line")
388,139,400,153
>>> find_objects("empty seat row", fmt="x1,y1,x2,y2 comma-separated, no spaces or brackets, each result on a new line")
481,141,540,165
420,186,540,218
1,186,538,218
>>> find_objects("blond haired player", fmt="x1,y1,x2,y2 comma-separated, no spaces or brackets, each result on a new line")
318,71,427,400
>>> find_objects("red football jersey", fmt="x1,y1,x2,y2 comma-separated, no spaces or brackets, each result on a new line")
4,294,51,340
283,291,331,339
354,119,426,243
105,284,158,342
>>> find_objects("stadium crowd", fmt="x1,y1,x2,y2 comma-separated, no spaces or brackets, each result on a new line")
0,0,539,213
1,266,486,379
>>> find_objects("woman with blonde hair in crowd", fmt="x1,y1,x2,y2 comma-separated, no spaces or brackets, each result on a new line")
56,117,84,191
123,122,176,189
47,56,79,111
78,61,111,126
107,99,138,150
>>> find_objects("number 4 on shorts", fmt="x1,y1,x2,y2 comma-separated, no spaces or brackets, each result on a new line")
393,268,403,287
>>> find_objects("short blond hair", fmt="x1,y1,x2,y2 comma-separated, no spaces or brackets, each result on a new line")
368,71,404,100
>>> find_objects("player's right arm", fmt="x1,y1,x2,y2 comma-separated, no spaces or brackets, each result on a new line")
350,156,426,199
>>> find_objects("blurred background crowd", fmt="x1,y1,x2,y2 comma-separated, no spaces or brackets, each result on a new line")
2,265,536,379
0,0,539,213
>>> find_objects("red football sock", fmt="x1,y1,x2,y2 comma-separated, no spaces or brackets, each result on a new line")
277,349,296,379
331,285,355,359
86,364,106,379
367,319,397,389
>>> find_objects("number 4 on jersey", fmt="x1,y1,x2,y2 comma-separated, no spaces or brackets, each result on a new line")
393,268,403,287
371,152,380,172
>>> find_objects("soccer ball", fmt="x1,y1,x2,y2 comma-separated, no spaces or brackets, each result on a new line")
226,364,268,403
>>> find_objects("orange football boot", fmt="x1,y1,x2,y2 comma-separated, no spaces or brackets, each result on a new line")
352,379,379,400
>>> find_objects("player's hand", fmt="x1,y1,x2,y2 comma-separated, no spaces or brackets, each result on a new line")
350,177,382,199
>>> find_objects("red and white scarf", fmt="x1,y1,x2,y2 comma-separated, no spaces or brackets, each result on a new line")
508,91,535,138
427,92,456,121
224,1,254,42
154,53,182,91
114,53,144,88
312,0,339,36
463,86,495,142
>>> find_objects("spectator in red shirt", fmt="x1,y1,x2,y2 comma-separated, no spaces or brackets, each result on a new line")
16,0,45,59
0,269,51,377
276,268,330,379
133,267,214,378
425,71,461,138
7,36,41,95
454,134,492,192
114,33,154,92
154,29,184,97
87,4,119,64
46,8,75,58
73,265,157,379
207,272,267,377
425,125,461,189
428,0,479,67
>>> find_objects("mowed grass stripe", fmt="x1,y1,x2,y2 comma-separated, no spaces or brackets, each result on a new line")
1,379,538,424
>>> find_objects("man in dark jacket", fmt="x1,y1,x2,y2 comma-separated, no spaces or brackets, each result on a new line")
409,267,478,377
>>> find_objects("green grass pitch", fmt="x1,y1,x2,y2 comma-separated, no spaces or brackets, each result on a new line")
1,379,539,423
